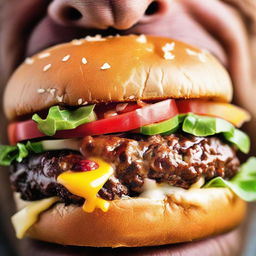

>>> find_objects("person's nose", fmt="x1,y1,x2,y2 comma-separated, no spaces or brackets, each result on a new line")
48,0,170,30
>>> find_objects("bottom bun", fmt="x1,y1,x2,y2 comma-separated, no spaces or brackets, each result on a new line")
18,188,246,247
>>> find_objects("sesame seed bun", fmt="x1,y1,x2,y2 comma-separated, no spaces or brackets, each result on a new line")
4,35,232,120
15,188,246,247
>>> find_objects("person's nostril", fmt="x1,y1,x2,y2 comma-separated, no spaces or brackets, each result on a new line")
62,6,82,21
49,0,169,29
145,1,161,16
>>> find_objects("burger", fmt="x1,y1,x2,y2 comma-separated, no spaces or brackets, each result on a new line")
0,35,255,247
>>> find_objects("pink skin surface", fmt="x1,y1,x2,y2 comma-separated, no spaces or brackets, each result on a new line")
1,0,229,77
0,1,255,253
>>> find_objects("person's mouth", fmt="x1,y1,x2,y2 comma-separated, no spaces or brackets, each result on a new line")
2,0,247,84
1,0,253,252
25,1,228,67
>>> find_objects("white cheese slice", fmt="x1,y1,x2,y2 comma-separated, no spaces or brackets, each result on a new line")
42,138,81,151
11,197,59,239
139,179,184,200
139,178,205,200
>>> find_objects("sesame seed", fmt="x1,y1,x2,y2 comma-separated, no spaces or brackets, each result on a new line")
101,63,111,70
56,95,64,102
78,98,83,105
82,57,87,64
186,48,198,56
43,64,52,72
129,95,135,100
186,48,207,63
198,53,207,62
72,39,83,45
38,52,50,59
83,101,88,105
162,42,175,52
136,34,147,44
62,55,70,62
49,88,56,96
116,103,128,112
37,88,45,94
85,35,106,42
164,52,175,60
25,58,34,65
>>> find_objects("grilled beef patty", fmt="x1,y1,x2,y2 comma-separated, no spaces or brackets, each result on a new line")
10,134,239,205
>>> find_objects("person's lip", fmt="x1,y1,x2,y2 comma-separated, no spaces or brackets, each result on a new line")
25,1,228,68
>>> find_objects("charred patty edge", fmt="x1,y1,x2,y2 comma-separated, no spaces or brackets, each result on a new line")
10,133,240,205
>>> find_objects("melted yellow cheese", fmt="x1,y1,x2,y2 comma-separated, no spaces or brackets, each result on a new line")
189,177,205,189
57,157,113,213
11,197,58,239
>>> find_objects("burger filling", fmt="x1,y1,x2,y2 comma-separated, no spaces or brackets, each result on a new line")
1,99,256,214
10,134,239,205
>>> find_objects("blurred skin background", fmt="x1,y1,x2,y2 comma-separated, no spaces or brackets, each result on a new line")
0,0,256,255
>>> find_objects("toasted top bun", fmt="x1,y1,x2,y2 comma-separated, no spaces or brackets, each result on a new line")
4,35,232,121
15,188,246,247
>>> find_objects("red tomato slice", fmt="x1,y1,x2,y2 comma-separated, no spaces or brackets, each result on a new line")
176,100,251,127
8,123,18,145
56,99,178,138
9,99,178,144
8,121,45,145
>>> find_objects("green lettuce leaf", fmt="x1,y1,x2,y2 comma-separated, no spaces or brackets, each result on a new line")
0,145,18,166
140,113,250,153
25,141,44,153
140,115,182,135
0,142,43,166
182,113,234,136
223,128,250,154
32,105,96,136
204,157,256,201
